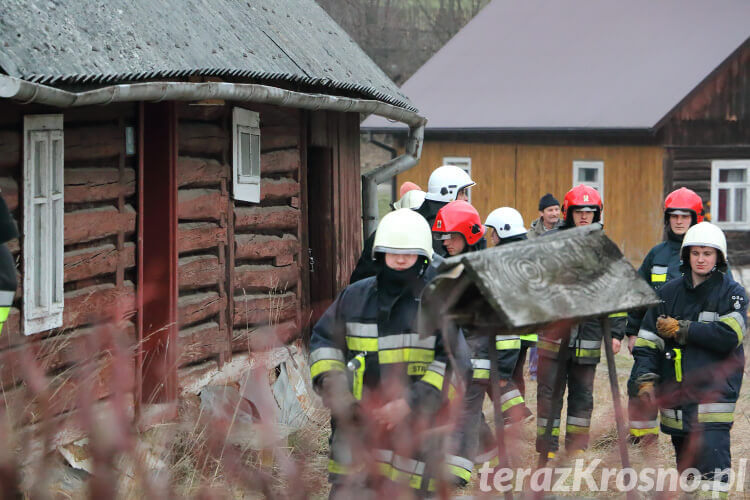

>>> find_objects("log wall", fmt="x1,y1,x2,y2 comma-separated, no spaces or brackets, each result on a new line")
0,103,138,425
175,103,305,382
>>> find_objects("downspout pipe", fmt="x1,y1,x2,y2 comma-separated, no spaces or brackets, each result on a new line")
0,75,425,239
361,124,423,237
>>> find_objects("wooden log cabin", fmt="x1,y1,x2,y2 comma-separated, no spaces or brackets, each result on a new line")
363,0,750,271
0,0,422,438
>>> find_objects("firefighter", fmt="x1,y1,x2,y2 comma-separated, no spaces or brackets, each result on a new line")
349,165,475,283
0,192,17,336
310,208,470,497
630,222,745,496
536,185,626,457
625,187,705,444
433,201,528,477
485,207,536,398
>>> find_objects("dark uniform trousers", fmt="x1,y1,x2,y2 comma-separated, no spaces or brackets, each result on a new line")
536,352,596,452
536,313,625,453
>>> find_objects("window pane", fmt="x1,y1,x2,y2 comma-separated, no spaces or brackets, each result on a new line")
52,200,62,304
735,188,746,222
239,132,251,177
579,167,598,183
718,188,729,222
34,205,45,308
52,139,62,194
250,134,260,178
719,168,746,183
34,139,46,197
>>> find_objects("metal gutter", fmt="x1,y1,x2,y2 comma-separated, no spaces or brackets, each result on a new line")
0,75,426,239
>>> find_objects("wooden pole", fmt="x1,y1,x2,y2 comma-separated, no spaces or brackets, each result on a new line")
601,316,636,500
488,328,513,500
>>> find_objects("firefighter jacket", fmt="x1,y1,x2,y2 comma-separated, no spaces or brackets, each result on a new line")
0,194,17,336
538,315,626,365
630,271,746,435
463,330,519,382
309,267,471,487
626,230,733,337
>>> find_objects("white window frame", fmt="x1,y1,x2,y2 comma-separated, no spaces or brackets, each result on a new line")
23,115,64,335
572,160,604,197
232,107,261,203
442,156,472,203
711,160,750,230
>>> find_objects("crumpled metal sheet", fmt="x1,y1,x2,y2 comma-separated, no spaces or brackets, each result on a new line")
420,224,659,335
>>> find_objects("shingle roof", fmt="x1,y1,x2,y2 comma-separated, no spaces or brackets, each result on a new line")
0,0,414,111
362,0,750,130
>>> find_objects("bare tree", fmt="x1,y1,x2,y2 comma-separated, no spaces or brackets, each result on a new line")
316,0,489,85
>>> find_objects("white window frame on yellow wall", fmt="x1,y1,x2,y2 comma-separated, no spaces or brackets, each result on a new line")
572,160,604,198
23,114,65,335
442,156,472,203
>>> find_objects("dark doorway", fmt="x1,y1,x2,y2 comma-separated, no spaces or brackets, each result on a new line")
138,102,178,408
306,146,336,325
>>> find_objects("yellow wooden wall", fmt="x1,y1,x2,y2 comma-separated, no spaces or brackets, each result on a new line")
397,142,664,265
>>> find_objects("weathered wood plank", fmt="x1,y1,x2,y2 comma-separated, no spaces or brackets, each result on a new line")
2,356,134,425
64,242,136,283
64,168,136,203
178,255,222,290
63,282,137,330
231,320,299,352
65,125,121,162
64,205,136,245
261,178,300,201
422,225,660,334
233,292,297,327
260,125,299,151
0,177,19,211
261,149,300,175
179,105,226,121
0,321,137,389
234,264,298,293
177,189,227,221
178,321,226,366
234,206,299,231
234,234,299,261
177,157,230,187
178,222,227,253
178,291,226,327
178,122,228,156
0,130,21,171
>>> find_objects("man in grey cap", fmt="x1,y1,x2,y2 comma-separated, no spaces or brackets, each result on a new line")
528,193,562,239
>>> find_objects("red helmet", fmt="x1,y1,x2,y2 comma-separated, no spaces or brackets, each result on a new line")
432,200,485,246
562,184,603,224
664,187,703,225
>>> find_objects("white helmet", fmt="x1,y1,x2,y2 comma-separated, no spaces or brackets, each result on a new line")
424,165,475,202
372,208,434,261
485,207,527,239
681,221,727,266
392,189,427,210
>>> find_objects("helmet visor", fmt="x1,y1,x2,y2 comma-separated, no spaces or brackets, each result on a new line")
572,206,597,212
373,245,430,257
432,232,453,241
666,209,692,216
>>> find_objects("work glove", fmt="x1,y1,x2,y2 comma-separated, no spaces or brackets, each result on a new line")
656,315,690,345
637,381,656,405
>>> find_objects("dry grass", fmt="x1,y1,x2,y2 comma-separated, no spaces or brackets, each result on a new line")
454,352,750,497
